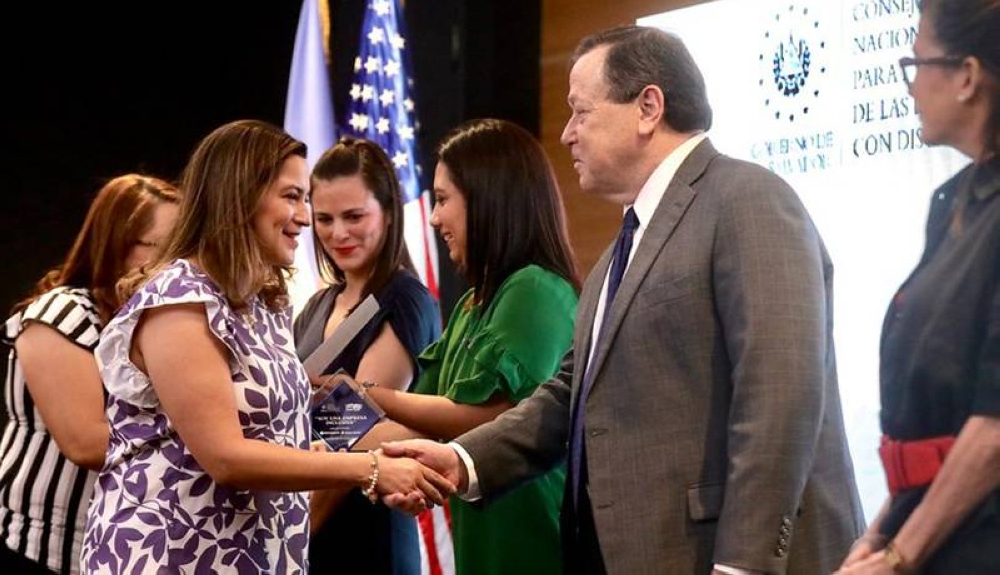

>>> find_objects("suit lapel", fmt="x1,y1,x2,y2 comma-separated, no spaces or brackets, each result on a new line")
582,139,719,400
571,245,613,405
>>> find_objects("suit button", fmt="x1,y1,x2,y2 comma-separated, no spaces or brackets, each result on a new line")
779,536,788,546
775,547,787,558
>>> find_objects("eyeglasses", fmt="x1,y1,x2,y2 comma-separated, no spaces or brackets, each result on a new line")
898,55,964,87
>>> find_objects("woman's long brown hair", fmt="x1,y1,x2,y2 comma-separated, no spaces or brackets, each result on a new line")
13,174,179,323
119,120,307,310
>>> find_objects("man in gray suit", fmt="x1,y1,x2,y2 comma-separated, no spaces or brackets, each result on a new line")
384,25,864,574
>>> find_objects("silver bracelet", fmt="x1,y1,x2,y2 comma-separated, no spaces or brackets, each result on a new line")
359,379,378,397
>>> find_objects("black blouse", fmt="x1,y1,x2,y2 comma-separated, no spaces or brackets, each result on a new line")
877,157,1000,552
880,157,1000,438
294,271,441,384
292,270,441,575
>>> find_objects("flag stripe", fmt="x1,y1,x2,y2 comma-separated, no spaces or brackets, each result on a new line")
418,509,443,575
418,193,438,297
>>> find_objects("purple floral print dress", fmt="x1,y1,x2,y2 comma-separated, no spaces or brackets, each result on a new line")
81,260,311,574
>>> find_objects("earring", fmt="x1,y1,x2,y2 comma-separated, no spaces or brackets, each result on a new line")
957,94,969,102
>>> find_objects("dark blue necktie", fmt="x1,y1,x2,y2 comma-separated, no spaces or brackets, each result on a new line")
569,207,639,505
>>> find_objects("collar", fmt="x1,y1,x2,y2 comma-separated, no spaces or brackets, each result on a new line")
626,133,708,226
971,155,1000,201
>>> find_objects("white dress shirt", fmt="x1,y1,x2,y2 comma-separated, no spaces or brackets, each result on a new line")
584,132,706,372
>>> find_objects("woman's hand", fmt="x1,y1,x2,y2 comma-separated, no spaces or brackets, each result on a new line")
839,534,887,569
373,451,455,509
834,551,895,574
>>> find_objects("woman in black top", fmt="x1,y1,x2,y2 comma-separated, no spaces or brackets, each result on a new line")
293,137,441,575
838,1,999,574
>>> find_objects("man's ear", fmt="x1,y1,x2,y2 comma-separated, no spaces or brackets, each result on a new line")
636,85,666,135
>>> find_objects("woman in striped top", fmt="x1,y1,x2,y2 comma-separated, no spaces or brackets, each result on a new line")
0,174,179,574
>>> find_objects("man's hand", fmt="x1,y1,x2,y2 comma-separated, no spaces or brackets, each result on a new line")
380,439,468,513
373,449,454,507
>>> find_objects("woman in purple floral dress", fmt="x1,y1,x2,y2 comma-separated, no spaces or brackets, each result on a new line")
80,120,453,574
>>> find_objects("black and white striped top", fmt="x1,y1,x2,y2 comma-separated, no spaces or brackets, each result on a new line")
0,287,102,574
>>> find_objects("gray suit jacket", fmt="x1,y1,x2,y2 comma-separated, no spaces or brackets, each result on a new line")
457,139,865,574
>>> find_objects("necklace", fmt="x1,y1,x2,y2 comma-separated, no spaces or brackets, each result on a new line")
241,304,257,328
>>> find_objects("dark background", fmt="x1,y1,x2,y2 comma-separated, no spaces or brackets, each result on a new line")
1,0,539,406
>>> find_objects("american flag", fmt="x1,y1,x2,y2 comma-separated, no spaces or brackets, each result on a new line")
344,0,439,298
346,2,451,573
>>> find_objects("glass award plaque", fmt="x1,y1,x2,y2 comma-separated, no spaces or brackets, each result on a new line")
311,370,384,452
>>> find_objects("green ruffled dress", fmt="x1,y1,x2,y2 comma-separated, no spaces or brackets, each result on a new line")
415,264,577,575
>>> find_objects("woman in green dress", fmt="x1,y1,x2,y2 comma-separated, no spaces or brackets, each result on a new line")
362,118,579,574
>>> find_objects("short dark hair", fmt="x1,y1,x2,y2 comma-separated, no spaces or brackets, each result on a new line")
437,119,580,308
309,136,415,303
573,25,713,133
920,0,1000,156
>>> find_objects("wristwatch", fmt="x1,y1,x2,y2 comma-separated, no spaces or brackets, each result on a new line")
883,542,912,574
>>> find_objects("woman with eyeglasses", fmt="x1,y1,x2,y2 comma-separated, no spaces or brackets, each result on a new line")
0,174,179,574
837,1,999,574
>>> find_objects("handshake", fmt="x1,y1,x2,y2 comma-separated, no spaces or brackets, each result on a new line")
374,440,470,514
307,373,466,513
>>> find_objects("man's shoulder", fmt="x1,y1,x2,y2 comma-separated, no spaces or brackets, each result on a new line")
697,153,795,198
704,152,782,180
